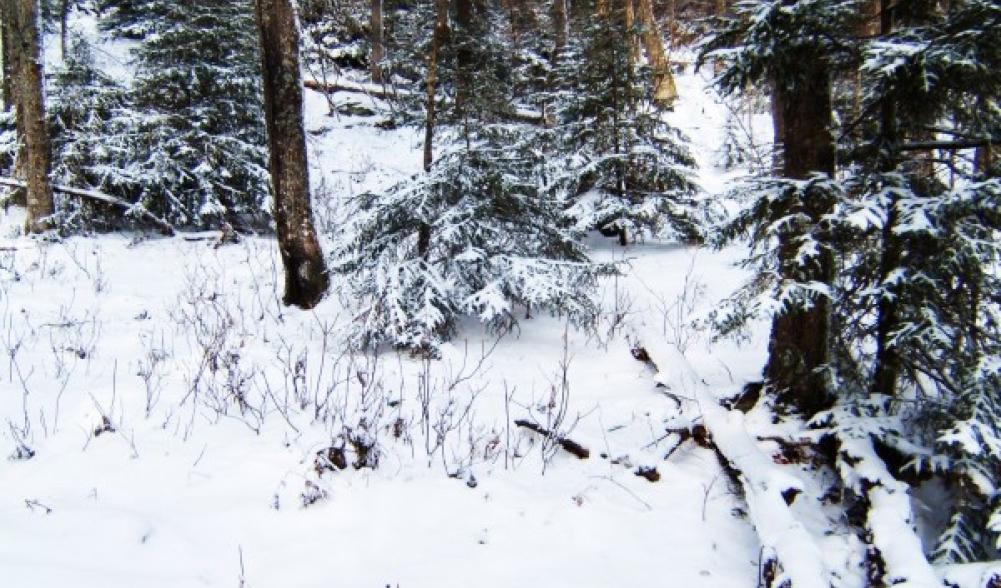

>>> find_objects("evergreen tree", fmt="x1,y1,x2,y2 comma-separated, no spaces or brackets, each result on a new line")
554,0,702,246
699,0,858,414
333,0,608,349
105,0,270,229
830,0,1001,561
47,37,137,230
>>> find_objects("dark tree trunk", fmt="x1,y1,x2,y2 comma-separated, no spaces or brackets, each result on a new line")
553,0,568,55
871,0,900,398
10,0,54,233
764,61,836,416
0,4,13,112
255,0,329,309
420,0,449,259
370,0,384,83
455,0,474,114
60,0,71,58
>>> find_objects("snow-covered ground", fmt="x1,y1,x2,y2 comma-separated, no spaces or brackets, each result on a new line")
6,35,965,585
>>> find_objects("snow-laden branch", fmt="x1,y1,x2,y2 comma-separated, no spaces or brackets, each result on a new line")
303,79,545,125
0,177,175,236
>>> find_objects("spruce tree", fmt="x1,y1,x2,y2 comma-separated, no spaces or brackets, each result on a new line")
111,0,270,229
699,0,858,414
830,0,1001,561
554,0,701,246
333,0,608,349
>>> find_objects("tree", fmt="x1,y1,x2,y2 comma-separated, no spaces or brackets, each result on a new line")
255,0,330,309
635,0,677,106
333,0,607,349
10,0,54,233
95,0,271,229
370,0,384,82
554,0,701,247
701,0,858,414
0,4,13,111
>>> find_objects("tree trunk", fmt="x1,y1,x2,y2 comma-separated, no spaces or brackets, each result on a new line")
635,0,677,107
60,0,71,58
370,0,384,83
764,61,836,416
255,0,329,309
420,0,449,259
623,0,640,64
455,0,474,115
871,0,900,398
553,0,568,55
975,142,994,178
0,4,13,112
10,0,54,233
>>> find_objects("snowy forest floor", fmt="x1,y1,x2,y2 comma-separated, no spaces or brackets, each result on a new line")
1,60,993,587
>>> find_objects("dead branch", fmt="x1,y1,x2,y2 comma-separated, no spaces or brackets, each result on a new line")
0,177,175,236
514,419,589,459
303,79,545,125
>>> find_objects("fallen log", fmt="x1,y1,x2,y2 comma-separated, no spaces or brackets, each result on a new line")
634,334,829,587
834,433,941,588
693,388,828,588
0,177,175,236
514,419,589,459
304,79,545,126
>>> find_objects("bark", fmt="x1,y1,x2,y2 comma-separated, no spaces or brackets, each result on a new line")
455,0,474,115
420,0,449,259
0,4,13,112
764,61,836,416
10,0,54,233
513,420,590,459
553,0,568,55
255,0,329,309
871,0,900,398
60,0,71,59
636,0,677,107
370,0,384,83
623,0,639,64
975,142,994,178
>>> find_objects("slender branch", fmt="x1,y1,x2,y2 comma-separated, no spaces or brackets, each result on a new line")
0,177,175,235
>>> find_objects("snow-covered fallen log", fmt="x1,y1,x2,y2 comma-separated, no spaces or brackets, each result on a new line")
634,335,829,587
834,433,941,588
693,387,829,588
0,177,175,236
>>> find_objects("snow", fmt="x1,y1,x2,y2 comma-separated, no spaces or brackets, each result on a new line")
0,22,983,588
836,435,943,588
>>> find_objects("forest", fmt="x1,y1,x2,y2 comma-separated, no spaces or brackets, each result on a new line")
0,0,999,586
